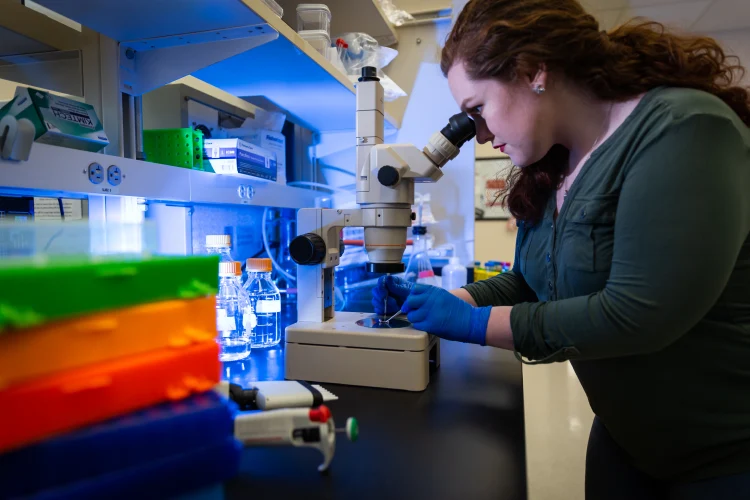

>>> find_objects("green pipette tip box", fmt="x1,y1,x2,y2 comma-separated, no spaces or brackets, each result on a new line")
143,128,204,170
0,255,219,333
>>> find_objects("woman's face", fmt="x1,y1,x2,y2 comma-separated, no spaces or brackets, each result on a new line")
447,62,552,167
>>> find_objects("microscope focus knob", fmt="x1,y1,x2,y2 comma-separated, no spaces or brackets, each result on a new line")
290,233,326,265
377,165,400,187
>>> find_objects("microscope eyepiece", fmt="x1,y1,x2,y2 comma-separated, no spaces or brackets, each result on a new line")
440,112,476,149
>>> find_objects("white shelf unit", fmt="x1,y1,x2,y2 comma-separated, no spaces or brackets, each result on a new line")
32,0,401,132
0,144,322,209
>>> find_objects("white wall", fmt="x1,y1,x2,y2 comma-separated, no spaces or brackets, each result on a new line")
711,29,750,84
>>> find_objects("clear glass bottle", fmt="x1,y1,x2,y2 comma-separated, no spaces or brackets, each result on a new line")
216,261,254,361
206,235,233,263
243,258,282,348
405,226,439,287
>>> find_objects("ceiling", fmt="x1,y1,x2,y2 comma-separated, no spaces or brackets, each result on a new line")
582,0,750,33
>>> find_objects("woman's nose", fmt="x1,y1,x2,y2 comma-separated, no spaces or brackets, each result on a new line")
474,117,493,144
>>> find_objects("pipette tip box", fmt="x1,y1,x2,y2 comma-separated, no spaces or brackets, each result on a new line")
0,392,235,498
0,296,217,389
21,438,241,500
0,255,219,332
0,341,221,453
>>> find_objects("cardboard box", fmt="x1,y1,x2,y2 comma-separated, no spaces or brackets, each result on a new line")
0,87,109,152
202,138,277,181
245,129,286,184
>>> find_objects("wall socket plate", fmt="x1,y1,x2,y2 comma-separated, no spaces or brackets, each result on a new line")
107,165,122,186
88,163,104,184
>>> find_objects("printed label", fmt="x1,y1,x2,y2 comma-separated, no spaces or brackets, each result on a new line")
256,299,281,313
237,149,270,169
216,309,236,331
243,310,258,330
51,106,95,128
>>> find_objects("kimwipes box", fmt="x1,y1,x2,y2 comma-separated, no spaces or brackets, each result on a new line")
202,138,277,181
0,86,109,152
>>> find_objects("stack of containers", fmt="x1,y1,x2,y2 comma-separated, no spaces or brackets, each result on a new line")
297,4,332,56
0,255,241,499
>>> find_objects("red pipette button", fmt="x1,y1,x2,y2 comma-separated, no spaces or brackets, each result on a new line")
309,405,331,423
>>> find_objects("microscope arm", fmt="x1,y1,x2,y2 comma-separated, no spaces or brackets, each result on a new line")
369,144,444,185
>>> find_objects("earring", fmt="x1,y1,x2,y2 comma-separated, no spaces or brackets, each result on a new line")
533,85,546,95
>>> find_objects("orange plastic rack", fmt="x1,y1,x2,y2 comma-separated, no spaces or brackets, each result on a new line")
0,297,216,390
0,341,220,453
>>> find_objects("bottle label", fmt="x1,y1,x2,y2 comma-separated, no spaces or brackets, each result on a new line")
255,299,281,313
216,309,236,332
243,308,257,330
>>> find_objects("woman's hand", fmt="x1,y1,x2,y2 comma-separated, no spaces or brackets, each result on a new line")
403,284,492,345
372,275,414,315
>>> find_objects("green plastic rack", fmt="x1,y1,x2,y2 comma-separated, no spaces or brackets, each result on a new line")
143,128,204,170
0,255,219,332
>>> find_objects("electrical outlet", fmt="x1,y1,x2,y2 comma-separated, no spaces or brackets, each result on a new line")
88,162,104,184
107,165,122,186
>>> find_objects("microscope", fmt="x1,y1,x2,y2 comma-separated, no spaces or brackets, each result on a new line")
285,67,476,391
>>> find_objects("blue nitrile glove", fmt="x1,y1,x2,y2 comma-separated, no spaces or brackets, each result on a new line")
402,284,492,345
372,275,414,315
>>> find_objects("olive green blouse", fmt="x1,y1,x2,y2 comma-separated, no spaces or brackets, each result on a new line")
464,87,750,482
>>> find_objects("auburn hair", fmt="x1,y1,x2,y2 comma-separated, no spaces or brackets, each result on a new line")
442,0,750,224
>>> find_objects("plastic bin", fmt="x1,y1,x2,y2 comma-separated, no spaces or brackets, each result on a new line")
297,4,331,34
300,29,331,56
262,0,283,17
0,296,216,389
0,392,233,498
0,341,220,453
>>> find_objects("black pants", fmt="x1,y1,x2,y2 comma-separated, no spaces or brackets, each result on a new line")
586,417,750,500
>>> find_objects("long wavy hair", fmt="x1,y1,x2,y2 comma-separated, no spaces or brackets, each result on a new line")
441,0,750,224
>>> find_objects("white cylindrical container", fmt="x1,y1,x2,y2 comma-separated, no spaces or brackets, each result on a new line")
442,257,467,290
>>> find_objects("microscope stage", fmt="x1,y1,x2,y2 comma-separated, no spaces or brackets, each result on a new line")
286,312,429,351
285,312,440,391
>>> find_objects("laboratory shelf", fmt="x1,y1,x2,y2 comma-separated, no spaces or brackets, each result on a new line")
187,169,321,208
273,0,399,46
0,0,82,57
32,0,401,132
0,143,323,209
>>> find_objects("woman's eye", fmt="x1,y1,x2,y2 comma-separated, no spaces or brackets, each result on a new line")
471,105,483,115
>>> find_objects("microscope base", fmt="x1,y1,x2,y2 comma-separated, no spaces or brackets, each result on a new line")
285,312,440,392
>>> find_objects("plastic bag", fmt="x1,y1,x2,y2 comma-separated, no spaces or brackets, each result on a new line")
338,33,400,73
337,33,406,101
222,109,287,138
338,33,381,75
377,0,414,26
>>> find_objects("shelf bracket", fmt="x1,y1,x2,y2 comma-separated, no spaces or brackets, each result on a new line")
118,24,279,96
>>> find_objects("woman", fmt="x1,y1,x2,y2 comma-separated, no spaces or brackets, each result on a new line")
373,0,750,498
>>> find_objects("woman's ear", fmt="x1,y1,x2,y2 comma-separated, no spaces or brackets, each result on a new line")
527,63,548,93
